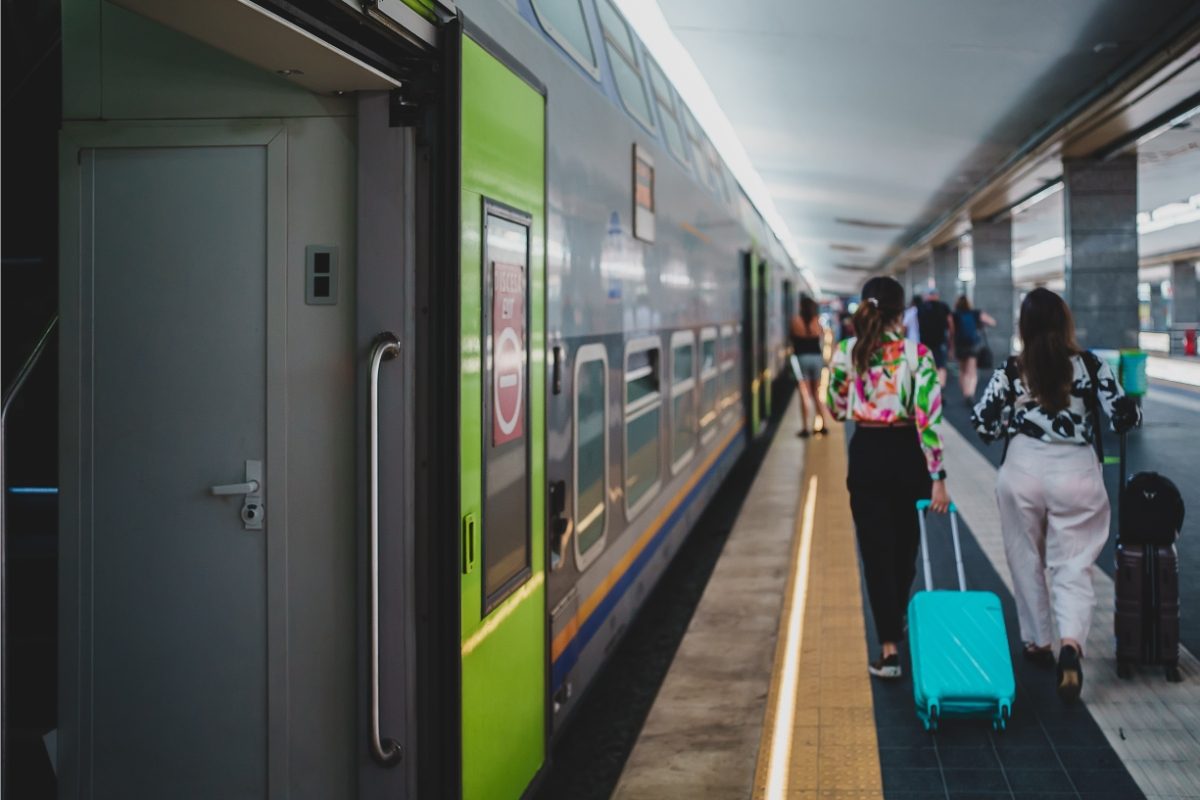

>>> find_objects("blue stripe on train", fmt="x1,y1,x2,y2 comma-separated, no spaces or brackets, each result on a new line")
551,429,745,692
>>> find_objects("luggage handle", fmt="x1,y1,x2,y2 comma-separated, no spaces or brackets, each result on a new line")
916,500,967,592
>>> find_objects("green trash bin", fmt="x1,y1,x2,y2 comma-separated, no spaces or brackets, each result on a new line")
1120,349,1148,397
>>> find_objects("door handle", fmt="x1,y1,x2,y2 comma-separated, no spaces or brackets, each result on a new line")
368,332,403,767
210,480,260,496
210,460,264,530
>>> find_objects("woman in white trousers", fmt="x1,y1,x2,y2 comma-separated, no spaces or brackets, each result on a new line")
971,289,1141,703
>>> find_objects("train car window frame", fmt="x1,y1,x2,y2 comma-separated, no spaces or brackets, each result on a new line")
531,0,602,80
573,343,609,571
596,0,657,133
623,336,663,520
681,106,712,191
669,330,697,475
720,323,737,424
645,56,690,167
699,326,719,444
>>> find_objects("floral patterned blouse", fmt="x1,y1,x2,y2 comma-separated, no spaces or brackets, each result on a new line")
828,331,947,479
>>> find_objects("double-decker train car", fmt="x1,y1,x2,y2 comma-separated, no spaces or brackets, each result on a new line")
29,0,812,798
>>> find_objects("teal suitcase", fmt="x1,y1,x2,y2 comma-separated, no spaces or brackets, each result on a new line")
907,500,1016,731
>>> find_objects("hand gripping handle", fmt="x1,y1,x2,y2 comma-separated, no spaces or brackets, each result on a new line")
915,500,967,592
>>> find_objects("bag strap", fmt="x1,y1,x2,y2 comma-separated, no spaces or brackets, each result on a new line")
1080,351,1105,464
999,356,1019,464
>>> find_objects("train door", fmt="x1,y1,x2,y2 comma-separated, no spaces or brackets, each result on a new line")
59,118,359,797
742,251,770,435
757,257,771,426
456,33,548,800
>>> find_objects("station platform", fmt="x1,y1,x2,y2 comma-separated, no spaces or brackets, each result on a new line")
612,388,1200,800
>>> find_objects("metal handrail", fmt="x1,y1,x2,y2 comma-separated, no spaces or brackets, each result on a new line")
368,332,402,767
2,314,58,421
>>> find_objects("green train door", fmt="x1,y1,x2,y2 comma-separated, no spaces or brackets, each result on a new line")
743,250,770,435
457,33,547,800
757,257,770,427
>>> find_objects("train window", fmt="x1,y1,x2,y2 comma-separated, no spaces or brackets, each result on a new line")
624,338,662,518
597,0,655,132
681,107,711,190
670,332,696,474
704,141,729,204
699,327,719,442
719,324,737,423
646,57,689,166
531,0,600,78
574,344,609,569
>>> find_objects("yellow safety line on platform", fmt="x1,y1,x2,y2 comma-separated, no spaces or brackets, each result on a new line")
752,424,883,800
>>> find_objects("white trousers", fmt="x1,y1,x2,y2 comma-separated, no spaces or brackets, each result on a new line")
996,435,1110,652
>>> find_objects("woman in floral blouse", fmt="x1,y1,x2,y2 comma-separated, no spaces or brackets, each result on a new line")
828,276,950,680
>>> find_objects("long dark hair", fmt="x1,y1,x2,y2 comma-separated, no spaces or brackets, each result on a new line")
954,294,972,313
799,294,818,324
1018,288,1080,414
852,276,905,373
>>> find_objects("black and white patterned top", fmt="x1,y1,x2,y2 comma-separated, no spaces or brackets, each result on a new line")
971,352,1141,446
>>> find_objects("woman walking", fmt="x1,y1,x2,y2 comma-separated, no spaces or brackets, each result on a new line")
972,288,1140,703
791,295,831,437
829,276,950,679
952,295,996,403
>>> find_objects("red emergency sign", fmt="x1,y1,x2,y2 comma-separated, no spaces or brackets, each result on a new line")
492,260,525,446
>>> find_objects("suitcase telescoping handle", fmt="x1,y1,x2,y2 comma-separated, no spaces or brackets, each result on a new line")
916,500,967,592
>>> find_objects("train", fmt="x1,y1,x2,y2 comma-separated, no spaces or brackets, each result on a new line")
31,0,813,798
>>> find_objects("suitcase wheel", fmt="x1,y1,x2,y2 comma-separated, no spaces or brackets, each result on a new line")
923,705,940,732
1166,663,1183,683
992,705,1010,732
1117,660,1134,680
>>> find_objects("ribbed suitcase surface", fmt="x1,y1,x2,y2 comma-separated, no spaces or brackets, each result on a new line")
907,501,1016,731
1115,542,1181,681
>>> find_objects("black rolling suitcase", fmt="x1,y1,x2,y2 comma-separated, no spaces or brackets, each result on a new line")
1113,434,1186,682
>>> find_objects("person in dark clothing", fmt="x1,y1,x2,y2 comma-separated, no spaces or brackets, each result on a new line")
952,295,996,402
917,288,955,386
790,295,830,437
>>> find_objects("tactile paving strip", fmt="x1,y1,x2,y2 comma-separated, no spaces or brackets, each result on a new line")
752,423,885,800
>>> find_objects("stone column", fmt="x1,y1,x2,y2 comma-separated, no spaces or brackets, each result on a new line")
897,269,912,299
1172,259,1199,324
1063,154,1139,349
971,216,1014,357
1149,282,1168,331
933,242,960,303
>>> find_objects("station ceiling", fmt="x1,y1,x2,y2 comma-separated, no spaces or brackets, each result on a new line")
658,0,1200,293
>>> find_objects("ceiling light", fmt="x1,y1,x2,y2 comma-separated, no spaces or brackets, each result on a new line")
1092,42,1119,54
276,68,304,76
834,217,906,230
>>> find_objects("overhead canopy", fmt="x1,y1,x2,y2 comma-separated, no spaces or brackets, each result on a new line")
658,0,1200,293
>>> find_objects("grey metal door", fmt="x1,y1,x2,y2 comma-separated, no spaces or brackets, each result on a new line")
73,145,269,797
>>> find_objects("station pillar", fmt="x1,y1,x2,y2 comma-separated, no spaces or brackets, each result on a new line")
933,242,959,302
897,268,912,299
1172,259,1198,324
971,216,1014,357
1063,154,1139,349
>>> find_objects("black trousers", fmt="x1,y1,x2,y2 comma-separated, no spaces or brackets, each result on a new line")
847,426,933,645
